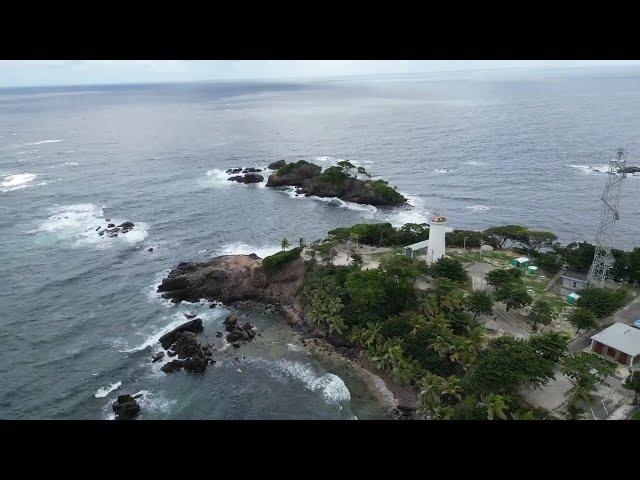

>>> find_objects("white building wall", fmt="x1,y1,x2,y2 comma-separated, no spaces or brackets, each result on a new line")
426,221,447,264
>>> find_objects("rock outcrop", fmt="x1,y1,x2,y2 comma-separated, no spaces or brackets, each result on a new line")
223,314,256,346
112,394,141,420
157,254,306,306
159,318,204,349
265,160,406,206
96,220,137,238
228,173,264,184
268,159,286,170
156,318,215,374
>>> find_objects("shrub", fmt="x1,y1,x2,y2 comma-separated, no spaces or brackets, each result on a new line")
365,179,405,204
431,257,468,283
261,247,302,274
486,268,522,288
379,315,415,339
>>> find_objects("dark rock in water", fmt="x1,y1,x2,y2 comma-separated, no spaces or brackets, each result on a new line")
133,393,143,399
98,230,105,236
181,356,209,373
184,312,197,319
226,167,243,174
105,218,111,222
118,221,135,229
228,173,264,184
223,314,238,326
112,394,141,420
242,167,262,173
107,223,115,228
152,351,165,363
161,360,183,373
268,159,286,170
619,166,640,174
95,226,101,231
232,342,241,349
158,318,204,349
209,303,216,309
215,331,223,338
167,350,177,357
148,247,154,252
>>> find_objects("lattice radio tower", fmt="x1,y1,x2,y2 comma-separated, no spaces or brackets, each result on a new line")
587,148,627,287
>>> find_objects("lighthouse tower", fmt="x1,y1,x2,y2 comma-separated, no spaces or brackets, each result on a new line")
426,213,447,265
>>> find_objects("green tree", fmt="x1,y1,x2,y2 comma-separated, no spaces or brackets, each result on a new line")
477,394,510,420
528,331,569,363
576,287,630,319
298,237,306,248
624,372,640,406
494,283,532,311
281,237,290,251
522,230,558,255
562,353,615,412
467,336,555,394
464,291,494,320
431,257,468,283
486,268,522,288
337,160,356,177
418,373,462,419
355,166,371,180
483,225,528,250
568,307,599,334
530,299,555,327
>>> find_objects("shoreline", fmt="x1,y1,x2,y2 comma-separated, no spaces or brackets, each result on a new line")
274,302,418,418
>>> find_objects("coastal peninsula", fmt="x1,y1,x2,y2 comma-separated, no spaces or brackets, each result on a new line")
157,222,639,420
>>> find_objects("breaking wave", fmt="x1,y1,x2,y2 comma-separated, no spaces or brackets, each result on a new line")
1,173,39,192
94,381,122,398
32,203,149,248
213,242,280,259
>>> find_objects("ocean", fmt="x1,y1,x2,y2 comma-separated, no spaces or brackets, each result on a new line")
1,66,639,419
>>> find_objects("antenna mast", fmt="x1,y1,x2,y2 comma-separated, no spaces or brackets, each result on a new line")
587,148,627,287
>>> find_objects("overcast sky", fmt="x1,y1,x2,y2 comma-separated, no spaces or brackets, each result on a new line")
1,60,639,88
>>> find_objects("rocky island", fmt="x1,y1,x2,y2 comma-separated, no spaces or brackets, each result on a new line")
265,159,407,206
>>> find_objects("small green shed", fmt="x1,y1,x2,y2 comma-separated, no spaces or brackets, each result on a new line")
527,265,538,276
511,256,530,268
566,293,580,305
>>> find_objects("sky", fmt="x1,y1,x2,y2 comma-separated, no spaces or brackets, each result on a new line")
1,60,639,88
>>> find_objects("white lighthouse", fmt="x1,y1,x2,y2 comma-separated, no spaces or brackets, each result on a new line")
426,213,447,265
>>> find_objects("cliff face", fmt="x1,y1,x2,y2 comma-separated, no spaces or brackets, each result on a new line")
157,254,306,307
265,161,406,207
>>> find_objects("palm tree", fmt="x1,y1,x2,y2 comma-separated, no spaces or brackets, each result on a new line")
281,238,290,251
298,237,306,248
419,293,441,320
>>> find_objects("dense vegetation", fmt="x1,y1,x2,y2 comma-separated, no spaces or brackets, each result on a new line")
261,247,302,274
295,220,636,419
327,222,429,247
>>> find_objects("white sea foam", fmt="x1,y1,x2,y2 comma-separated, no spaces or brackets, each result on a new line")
134,390,176,414
120,313,196,353
270,360,351,405
464,160,484,166
23,139,63,146
94,381,122,398
466,204,491,212
1,173,39,192
566,163,635,176
213,242,280,259
434,168,454,174
33,203,149,248
63,161,79,166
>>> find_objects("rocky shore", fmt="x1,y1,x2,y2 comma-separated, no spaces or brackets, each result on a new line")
156,253,417,418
